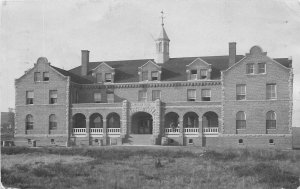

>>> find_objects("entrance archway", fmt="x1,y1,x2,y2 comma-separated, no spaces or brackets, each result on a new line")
131,112,153,134
73,113,86,128
202,111,218,128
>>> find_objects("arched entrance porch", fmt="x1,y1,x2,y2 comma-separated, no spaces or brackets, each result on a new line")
131,112,153,134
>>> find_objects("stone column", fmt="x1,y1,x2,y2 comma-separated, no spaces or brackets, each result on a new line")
102,120,107,145
86,119,90,145
179,118,184,145
67,118,73,147
152,99,161,145
121,100,128,141
198,117,203,146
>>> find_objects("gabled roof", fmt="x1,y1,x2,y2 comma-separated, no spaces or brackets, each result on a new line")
51,66,94,84
67,55,291,84
68,55,243,83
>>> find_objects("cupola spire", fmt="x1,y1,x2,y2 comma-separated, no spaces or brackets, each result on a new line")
155,11,170,64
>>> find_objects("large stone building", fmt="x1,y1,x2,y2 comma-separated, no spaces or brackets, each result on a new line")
14,21,294,148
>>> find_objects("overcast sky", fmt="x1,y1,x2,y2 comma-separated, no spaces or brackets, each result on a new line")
1,0,300,126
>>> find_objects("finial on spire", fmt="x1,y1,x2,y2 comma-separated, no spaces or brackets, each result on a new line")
161,10,165,26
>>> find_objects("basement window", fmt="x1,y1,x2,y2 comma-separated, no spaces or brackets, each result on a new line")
50,139,55,144
238,139,243,145
95,139,99,143
188,139,193,144
269,139,274,145
27,139,32,145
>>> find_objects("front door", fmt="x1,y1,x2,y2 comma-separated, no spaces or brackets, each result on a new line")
138,119,153,134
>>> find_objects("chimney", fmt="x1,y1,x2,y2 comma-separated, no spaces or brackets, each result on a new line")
229,42,236,67
81,50,89,76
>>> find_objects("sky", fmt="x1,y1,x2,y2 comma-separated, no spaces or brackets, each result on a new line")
0,0,300,126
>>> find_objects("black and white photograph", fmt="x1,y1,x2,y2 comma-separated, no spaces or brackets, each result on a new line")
1,0,300,188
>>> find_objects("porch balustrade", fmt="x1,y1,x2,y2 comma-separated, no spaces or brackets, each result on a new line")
164,128,180,135
107,128,121,135
203,127,219,134
90,128,104,135
72,128,86,135
184,128,199,133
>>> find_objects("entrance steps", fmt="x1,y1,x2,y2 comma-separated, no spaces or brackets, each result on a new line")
123,134,152,145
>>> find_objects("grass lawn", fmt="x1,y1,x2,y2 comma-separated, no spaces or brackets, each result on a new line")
1,146,300,189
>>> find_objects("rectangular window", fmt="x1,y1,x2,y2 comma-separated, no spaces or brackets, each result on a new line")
258,63,266,74
96,73,102,83
94,93,102,103
266,84,277,100
138,90,147,102
236,84,246,100
49,90,58,104
43,72,49,81
34,72,41,81
26,91,34,104
201,89,211,101
107,93,114,103
105,73,112,82
151,71,159,81
246,64,254,74
200,69,207,79
152,90,161,101
190,70,197,80
187,89,196,101
142,71,148,81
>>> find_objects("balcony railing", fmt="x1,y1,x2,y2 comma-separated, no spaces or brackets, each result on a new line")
73,128,86,135
203,127,219,135
72,128,120,136
165,128,180,135
184,128,199,134
90,128,104,135
107,128,120,135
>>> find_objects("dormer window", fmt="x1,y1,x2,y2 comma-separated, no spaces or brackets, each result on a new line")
96,73,102,83
200,69,208,79
142,71,148,81
151,71,158,81
105,73,112,83
258,63,266,74
191,70,197,80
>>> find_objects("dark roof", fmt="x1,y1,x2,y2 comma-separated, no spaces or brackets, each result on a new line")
51,66,94,84
66,56,291,84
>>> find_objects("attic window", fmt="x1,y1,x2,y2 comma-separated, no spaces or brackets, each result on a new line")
190,70,197,80
43,72,49,81
142,71,148,81
96,73,102,83
200,69,208,79
105,73,112,83
151,71,159,81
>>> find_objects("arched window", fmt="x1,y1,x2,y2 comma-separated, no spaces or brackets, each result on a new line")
158,42,162,52
49,114,57,130
236,111,246,129
266,111,276,129
26,114,33,130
